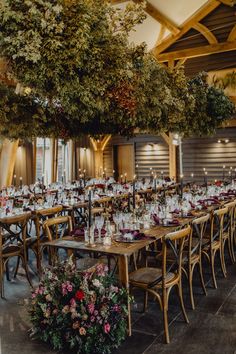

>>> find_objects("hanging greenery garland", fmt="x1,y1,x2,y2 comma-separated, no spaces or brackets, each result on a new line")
0,1,235,139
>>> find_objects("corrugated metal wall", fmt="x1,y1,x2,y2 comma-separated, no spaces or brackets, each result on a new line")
103,134,169,178
182,128,236,182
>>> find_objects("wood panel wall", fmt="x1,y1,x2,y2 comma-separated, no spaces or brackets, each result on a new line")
182,127,236,183
103,134,169,178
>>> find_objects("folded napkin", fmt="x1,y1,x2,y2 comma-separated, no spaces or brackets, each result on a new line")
152,214,160,225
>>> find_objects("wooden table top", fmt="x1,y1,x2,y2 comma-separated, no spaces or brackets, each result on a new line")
43,216,193,257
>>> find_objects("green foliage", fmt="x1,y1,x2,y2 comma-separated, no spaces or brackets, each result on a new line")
0,1,235,139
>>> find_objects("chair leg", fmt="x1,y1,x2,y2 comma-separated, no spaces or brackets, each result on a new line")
219,246,227,278
5,260,10,281
210,250,217,289
0,261,4,299
162,289,170,344
188,265,195,310
227,237,234,264
14,256,21,278
198,260,207,296
20,255,33,288
143,291,148,313
177,282,189,324
230,230,235,262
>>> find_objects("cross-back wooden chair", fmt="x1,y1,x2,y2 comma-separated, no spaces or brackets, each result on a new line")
202,207,228,289
43,215,73,265
185,213,210,309
223,200,236,264
0,212,32,298
27,205,63,274
129,226,191,344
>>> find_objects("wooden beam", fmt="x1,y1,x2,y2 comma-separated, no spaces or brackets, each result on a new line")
0,139,19,187
101,135,112,151
144,1,180,35
157,40,236,62
228,24,236,42
193,22,218,44
155,25,166,46
219,0,236,6
153,0,221,56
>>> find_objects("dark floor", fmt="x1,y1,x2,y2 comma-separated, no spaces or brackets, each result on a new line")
1,257,236,354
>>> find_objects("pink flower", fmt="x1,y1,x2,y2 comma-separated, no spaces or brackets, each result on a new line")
88,303,95,314
96,264,108,277
91,316,95,322
104,323,111,334
70,298,76,307
113,304,120,312
67,284,73,292
32,293,36,299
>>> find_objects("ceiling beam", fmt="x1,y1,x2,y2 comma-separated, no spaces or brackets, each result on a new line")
228,24,236,41
157,40,236,62
140,1,180,35
193,22,218,44
219,0,236,6
153,0,221,56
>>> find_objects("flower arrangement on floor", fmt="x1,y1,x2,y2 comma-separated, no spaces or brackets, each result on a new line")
29,260,129,353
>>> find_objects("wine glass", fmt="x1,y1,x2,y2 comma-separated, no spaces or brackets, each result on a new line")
95,216,104,243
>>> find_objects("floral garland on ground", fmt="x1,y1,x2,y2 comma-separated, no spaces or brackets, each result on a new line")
29,261,129,353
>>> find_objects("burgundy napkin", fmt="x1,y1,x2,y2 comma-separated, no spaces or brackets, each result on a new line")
152,214,160,225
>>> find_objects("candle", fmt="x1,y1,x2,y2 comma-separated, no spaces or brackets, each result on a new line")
128,193,131,212
19,176,23,189
191,173,194,178
79,174,82,187
223,165,226,181
120,174,123,184
61,175,64,184
113,170,115,181
133,175,136,210
154,174,157,193
136,163,139,179
104,168,107,179
42,174,44,185
180,174,184,198
205,171,208,192
83,169,86,188
88,188,92,228
63,169,66,184
234,168,236,179
124,173,127,184
13,174,16,187
150,167,152,179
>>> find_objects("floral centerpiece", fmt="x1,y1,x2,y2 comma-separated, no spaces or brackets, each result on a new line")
29,260,129,353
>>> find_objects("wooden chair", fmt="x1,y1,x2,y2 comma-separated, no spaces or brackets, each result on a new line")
223,201,236,264
43,215,73,265
27,205,63,274
129,226,191,343
0,213,32,298
202,207,228,289
185,214,210,309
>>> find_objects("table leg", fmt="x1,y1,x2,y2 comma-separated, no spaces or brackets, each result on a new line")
118,255,131,336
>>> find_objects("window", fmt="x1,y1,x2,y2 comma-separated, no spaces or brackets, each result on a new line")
57,140,70,183
36,138,51,185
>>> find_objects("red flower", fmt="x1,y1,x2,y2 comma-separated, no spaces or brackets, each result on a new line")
75,290,85,301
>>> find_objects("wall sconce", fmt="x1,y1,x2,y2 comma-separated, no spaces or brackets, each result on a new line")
217,138,229,144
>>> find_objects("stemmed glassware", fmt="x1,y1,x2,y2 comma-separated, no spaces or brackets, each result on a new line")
113,212,121,235
95,215,104,243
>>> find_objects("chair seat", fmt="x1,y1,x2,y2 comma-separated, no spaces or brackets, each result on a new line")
203,240,220,251
2,244,21,256
223,231,229,240
129,267,177,287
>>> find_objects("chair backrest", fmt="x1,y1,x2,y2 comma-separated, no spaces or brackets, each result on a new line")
211,207,228,242
190,213,210,257
162,226,191,286
0,212,31,258
34,205,63,237
224,201,236,232
43,215,73,241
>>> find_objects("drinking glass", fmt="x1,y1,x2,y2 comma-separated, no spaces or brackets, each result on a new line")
95,216,104,243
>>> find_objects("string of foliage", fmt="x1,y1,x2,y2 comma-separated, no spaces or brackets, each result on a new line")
0,0,235,140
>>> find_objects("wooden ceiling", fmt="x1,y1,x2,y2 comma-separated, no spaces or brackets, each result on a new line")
112,0,236,73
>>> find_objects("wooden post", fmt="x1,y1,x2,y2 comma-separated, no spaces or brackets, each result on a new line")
0,139,19,187
90,135,112,178
161,133,177,181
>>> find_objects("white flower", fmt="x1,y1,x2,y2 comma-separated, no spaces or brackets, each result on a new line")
92,279,102,288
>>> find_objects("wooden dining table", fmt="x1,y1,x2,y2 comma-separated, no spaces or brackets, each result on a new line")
43,216,193,336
